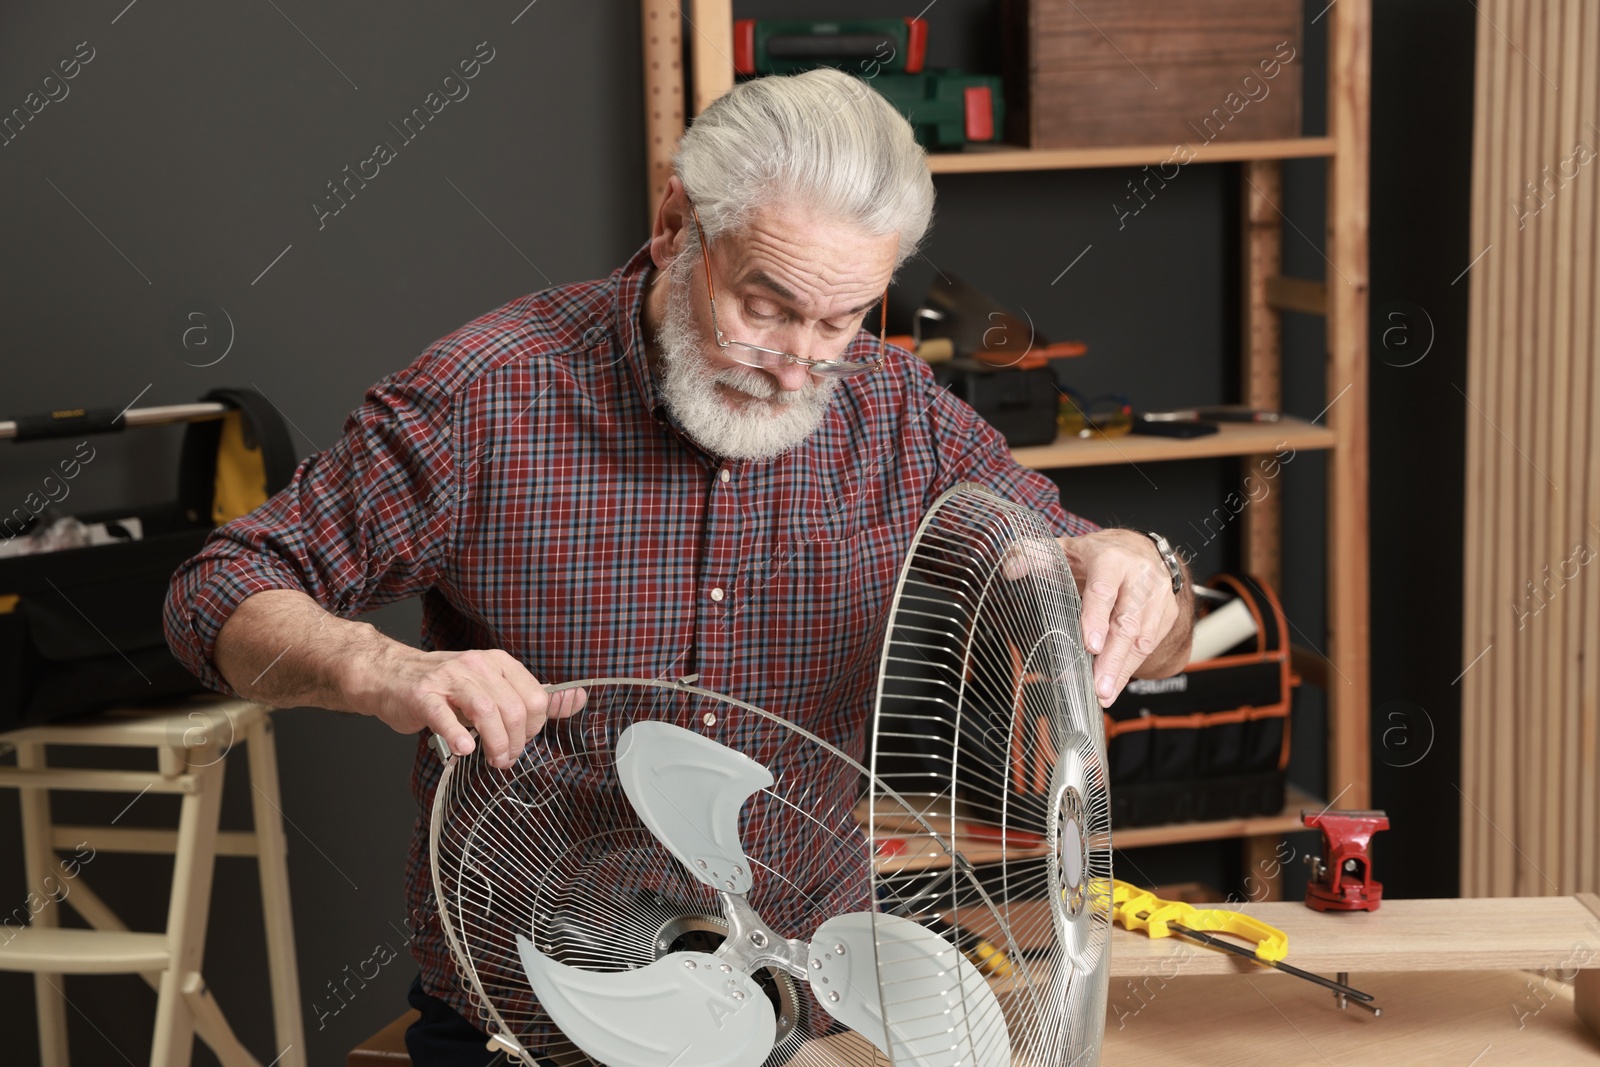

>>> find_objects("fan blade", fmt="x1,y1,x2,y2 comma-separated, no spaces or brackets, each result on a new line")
516,934,777,1067
807,913,1010,1067
616,721,772,894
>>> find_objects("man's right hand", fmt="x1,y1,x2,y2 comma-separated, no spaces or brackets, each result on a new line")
211,590,585,769
349,645,587,768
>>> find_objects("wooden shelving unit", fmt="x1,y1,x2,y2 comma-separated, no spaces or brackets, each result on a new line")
1010,416,1334,471
924,136,1336,174
643,0,1371,894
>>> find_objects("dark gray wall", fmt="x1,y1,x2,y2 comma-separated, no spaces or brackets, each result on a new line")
0,1,1473,1064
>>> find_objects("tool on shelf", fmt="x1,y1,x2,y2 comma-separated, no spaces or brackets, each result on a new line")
1302,809,1390,912
1138,405,1284,424
1110,880,1377,1006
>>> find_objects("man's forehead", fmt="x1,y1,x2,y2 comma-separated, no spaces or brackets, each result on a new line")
737,266,882,316
718,210,897,309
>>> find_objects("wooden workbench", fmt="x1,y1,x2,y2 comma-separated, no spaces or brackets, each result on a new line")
958,892,1600,1059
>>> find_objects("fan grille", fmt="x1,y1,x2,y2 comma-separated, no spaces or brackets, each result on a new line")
430,679,895,1065
868,484,1113,1067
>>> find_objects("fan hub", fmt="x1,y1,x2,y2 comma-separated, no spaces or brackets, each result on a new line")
1058,785,1092,917
649,909,805,1041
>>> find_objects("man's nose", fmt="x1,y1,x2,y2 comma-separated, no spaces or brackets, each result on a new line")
769,357,814,393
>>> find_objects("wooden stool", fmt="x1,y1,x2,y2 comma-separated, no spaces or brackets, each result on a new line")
0,694,306,1067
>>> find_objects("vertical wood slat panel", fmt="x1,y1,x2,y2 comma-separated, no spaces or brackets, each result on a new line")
1462,0,1600,898
1580,0,1600,900
1561,2,1600,895
1462,0,1494,898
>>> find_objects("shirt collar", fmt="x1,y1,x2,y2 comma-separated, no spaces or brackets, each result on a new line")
611,239,668,420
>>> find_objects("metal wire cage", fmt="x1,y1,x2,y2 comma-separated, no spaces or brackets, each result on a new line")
866,484,1113,1067
429,678,893,1065
427,484,1111,1066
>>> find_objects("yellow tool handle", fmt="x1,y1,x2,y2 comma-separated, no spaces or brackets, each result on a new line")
1110,879,1289,963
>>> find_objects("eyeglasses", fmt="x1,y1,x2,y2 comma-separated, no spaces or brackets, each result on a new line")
688,202,887,379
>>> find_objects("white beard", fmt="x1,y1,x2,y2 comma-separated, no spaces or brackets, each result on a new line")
653,251,839,461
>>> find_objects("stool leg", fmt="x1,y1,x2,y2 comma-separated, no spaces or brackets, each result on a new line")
16,741,70,1067
245,715,307,1067
151,753,226,1067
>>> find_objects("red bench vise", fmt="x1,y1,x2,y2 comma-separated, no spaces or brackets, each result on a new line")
1301,809,1389,912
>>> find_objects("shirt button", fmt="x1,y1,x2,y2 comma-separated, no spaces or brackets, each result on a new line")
710,587,724,602
719,468,731,483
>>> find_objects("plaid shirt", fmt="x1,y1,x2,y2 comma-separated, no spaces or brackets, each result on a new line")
163,239,1097,1032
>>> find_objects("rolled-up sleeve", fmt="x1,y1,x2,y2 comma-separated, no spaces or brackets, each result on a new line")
163,366,457,696
913,361,1101,539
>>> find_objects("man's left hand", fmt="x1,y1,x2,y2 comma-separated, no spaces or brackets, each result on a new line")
1056,530,1194,707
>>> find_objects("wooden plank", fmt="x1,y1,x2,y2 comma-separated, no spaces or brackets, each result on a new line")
686,0,733,116
1263,275,1327,316
1101,969,1598,1064
1324,0,1372,811
1488,0,1520,897
1105,895,1598,977
0,768,195,794
149,758,227,1067
247,716,309,1067
49,825,259,857
0,697,265,749
1009,416,1332,471
1240,160,1284,590
1510,0,1539,897
640,0,685,225
1580,0,1600,904
1240,835,1284,901
1578,893,1600,1038
179,973,261,1067
1546,0,1579,894
0,928,171,974
925,137,1336,174
15,742,69,1065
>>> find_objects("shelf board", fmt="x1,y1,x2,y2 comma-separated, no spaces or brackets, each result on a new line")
859,787,1324,871
1010,415,1335,471
925,136,1336,175
1112,786,1322,850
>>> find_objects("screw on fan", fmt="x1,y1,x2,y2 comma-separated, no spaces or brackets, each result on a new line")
515,721,1010,1067
649,910,803,1040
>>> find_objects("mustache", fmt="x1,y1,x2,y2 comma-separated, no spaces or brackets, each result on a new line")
712,365,803,404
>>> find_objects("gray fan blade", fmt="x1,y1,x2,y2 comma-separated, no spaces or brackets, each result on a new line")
516,934,777,1067
616,721,772,894
807,913,1010,1067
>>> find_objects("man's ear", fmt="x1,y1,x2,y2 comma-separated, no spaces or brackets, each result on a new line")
650,176,690,271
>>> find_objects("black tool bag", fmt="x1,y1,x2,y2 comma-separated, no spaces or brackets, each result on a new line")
935,362,1059,447
1102,574,1296,828
0,389,296,729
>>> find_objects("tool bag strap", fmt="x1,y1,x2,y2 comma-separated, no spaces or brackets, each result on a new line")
177,387,298,526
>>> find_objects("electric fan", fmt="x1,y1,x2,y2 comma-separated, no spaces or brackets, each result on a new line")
429,484,1113,1066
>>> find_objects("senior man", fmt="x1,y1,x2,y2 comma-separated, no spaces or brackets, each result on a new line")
166,66,1191,1064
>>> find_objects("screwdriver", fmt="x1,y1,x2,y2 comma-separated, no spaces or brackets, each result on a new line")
1165,922,1376,1005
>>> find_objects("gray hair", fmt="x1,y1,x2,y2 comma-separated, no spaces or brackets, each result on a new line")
672,67,936,275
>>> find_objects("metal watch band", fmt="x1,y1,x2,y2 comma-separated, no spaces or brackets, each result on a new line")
1143,530,1184,595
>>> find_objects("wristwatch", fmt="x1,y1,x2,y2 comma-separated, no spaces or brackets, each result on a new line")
1142,530,1184,596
